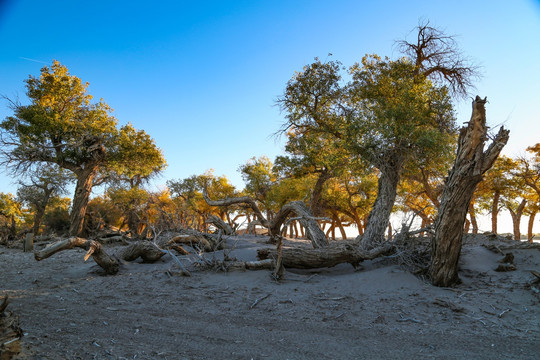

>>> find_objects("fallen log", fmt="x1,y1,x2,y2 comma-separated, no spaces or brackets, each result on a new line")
0,296,23,359
34,238,168,275
257,240,394,269
205,215,235,235
226,259,274,271
204,186,328,248
34,237,120,275
167,230,224,252
118,241,165,262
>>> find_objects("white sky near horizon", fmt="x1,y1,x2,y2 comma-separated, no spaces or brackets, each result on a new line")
1,0,539,235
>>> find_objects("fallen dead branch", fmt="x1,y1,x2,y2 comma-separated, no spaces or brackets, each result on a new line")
257,240,394,270
34,237,169,275
167,230,223,252
250,293,271,309
119,241,165,262
35,237,120,275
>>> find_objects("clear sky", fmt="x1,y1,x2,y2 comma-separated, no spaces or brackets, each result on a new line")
1,1,540,220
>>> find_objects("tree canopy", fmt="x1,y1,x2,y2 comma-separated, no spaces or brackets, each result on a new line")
0,61,166,235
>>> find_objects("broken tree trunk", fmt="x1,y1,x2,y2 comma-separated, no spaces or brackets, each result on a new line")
34,238,169,275
167,229,224,252
118,241,165,262
205,214,235,235
430,96,510,287
35,237,120,275
257,240,393,269
269,201,329,248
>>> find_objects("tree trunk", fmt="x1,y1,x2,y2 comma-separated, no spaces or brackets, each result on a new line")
9,215,16,239
335,215,347,240
70,167,97,236
310,169,332,216
468,203,478,234
32,205,46,236
508,199,527,241
463,218,471,233
34,238,169,274
527,211,536,242
205,214,235,235
257,240,393,269
269,201,329,248
491,191,500,234
361,160,402,249
203,189,328,248
430,96,510,287
35,237,120,274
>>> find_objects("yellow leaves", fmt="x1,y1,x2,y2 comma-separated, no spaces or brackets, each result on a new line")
39,94,55,107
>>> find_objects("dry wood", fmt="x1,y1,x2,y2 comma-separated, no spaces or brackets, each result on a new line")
169,234,213,252
205,215,235,235
250,293,271,309
34,238,171,275
169,244,190,255
257,240,393,269
34,237,120,275
0,296,23,359
431,96,510,287
117,241,165,262
203,188,328,248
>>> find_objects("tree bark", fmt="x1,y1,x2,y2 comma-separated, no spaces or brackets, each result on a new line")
269,201,329,248
527,211,536,242
70,166,98,236
34,238,169,274
257,240,393,269
361,159,403,249
310,169,332,216
205,214,235,235
35,237,120,274
491,191,500,234
204,189,328,248
430,96,510,287
468,203,479,234
118,241,165,262
32,205,46,236
508,199,527,241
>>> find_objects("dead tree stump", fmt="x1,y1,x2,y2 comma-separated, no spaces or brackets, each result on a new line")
430,96,509,287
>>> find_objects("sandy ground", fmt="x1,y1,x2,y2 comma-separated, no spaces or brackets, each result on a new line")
1,234,539,359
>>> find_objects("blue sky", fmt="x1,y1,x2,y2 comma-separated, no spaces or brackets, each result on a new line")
1,0,540,197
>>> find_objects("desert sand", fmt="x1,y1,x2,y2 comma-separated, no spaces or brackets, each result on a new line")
1,234,539,359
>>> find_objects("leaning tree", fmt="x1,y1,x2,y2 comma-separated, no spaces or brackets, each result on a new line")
278,22,480,250
0,61,165,236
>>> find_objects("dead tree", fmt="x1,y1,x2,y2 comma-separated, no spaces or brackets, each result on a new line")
203,188,328,248
34,237,166,275
430,96,509,287
257,240,393,269
205,214,235,235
